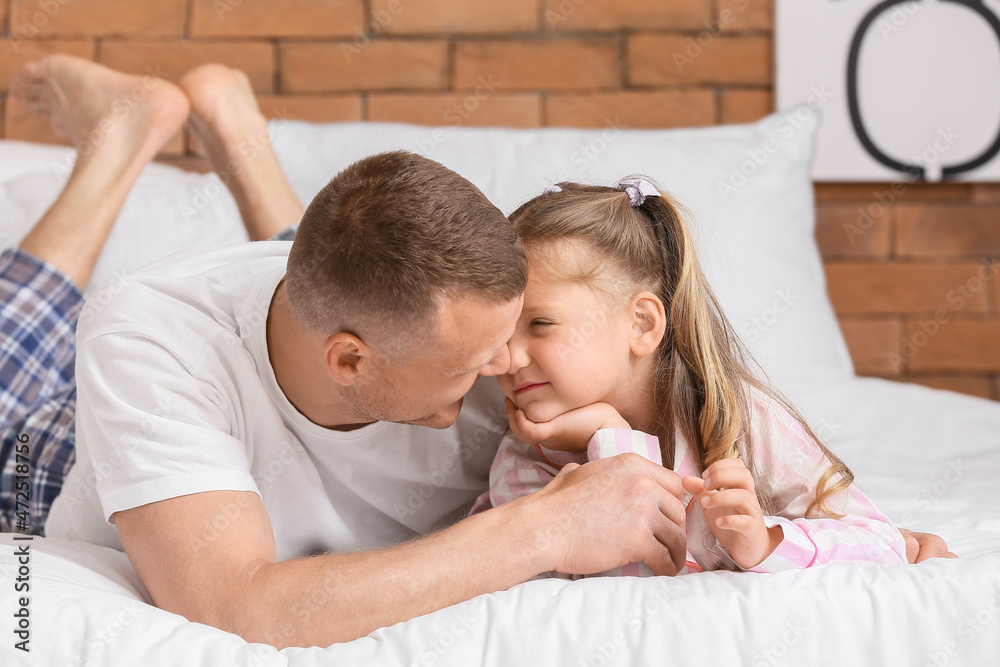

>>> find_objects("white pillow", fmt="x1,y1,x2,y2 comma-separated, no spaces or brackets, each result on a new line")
0,105,853,385
0,156,247,294
269,105,854,384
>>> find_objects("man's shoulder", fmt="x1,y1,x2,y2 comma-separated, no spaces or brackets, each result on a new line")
77,242,288,342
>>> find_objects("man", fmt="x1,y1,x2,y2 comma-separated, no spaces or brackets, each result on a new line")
1,55,954,650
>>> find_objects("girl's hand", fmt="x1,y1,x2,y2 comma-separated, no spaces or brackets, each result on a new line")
681,459,783,570
505,398,630,452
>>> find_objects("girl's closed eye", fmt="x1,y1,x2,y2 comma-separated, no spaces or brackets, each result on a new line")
529,319,553,328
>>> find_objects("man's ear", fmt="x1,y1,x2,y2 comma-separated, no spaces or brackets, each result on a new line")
323,333,369,386
629,291,666,358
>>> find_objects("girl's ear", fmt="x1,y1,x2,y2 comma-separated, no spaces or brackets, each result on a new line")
629,291,667,358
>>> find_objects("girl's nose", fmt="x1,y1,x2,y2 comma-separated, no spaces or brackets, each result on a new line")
504,332,531,376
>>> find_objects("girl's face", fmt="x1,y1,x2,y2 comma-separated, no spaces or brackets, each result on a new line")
498,242,636,423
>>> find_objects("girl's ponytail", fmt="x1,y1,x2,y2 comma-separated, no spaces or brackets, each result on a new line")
642,193,749,470
643,191,853,519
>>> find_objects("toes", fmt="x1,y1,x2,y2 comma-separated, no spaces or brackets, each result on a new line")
13,60,41,85
10,78,49,108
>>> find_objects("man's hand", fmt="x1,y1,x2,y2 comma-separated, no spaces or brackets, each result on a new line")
114,452,689,648
524,453,688,576
900,529,958,563
506,398,630,452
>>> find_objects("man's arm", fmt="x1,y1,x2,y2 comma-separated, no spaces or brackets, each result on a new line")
115,453,687,649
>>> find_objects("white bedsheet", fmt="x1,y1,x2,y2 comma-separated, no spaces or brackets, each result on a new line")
3,376,999,666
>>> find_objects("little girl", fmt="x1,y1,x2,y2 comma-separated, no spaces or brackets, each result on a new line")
479,178,907,576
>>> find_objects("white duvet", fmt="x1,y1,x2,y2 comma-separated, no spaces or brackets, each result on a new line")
3,376,999,666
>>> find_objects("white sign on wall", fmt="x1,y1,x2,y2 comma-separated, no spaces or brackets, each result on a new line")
776,0,1000,181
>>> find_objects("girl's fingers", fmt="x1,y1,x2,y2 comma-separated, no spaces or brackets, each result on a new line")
715,514,756,533
701,466,754,492
516,411,550,443
700,488,757,516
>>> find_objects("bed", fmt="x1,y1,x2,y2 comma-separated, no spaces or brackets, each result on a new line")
2,106,999,666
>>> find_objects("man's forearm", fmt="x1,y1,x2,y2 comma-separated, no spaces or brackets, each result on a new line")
235,496,549,648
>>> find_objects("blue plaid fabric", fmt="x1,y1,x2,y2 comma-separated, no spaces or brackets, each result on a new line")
0,248,83,535
0,227,298,535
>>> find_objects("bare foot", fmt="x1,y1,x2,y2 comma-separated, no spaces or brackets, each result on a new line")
10,54,189,166
180,64,304,240
11,55,190,289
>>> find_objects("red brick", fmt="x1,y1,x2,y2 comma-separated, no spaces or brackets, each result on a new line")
543,0,709,31
719,0,772,31
904,318,1000,372
374,0,538,34
899,374,994,400
629,34,770,86
996,269,1000,314
281,41,448,92
897,206,1000,258
824,262,991,315
10,0,185,37
815,204,890,258
99,41,276,93
720,89,771,124
454,38,619,92
0,39,93,92
4,93,184,153
256,94,362,123
838,318,902,375
814,182,971,203
546,90,714,129
191,0,364,37
368,92,541,127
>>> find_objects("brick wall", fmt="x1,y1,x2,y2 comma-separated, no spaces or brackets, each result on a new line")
2,0,998,401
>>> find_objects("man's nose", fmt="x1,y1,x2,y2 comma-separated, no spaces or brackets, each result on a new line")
478,344,512,377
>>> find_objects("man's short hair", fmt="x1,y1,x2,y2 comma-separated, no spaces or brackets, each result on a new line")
286,151,527,357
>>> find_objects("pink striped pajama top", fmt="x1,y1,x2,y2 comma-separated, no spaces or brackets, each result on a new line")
472,386,907,576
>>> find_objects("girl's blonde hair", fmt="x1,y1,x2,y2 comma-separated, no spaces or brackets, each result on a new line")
509,181,852,518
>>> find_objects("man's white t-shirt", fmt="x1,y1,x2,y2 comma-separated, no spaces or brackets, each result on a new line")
45,242,507,560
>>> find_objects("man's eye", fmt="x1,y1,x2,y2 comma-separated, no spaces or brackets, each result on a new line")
529,320,552,327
